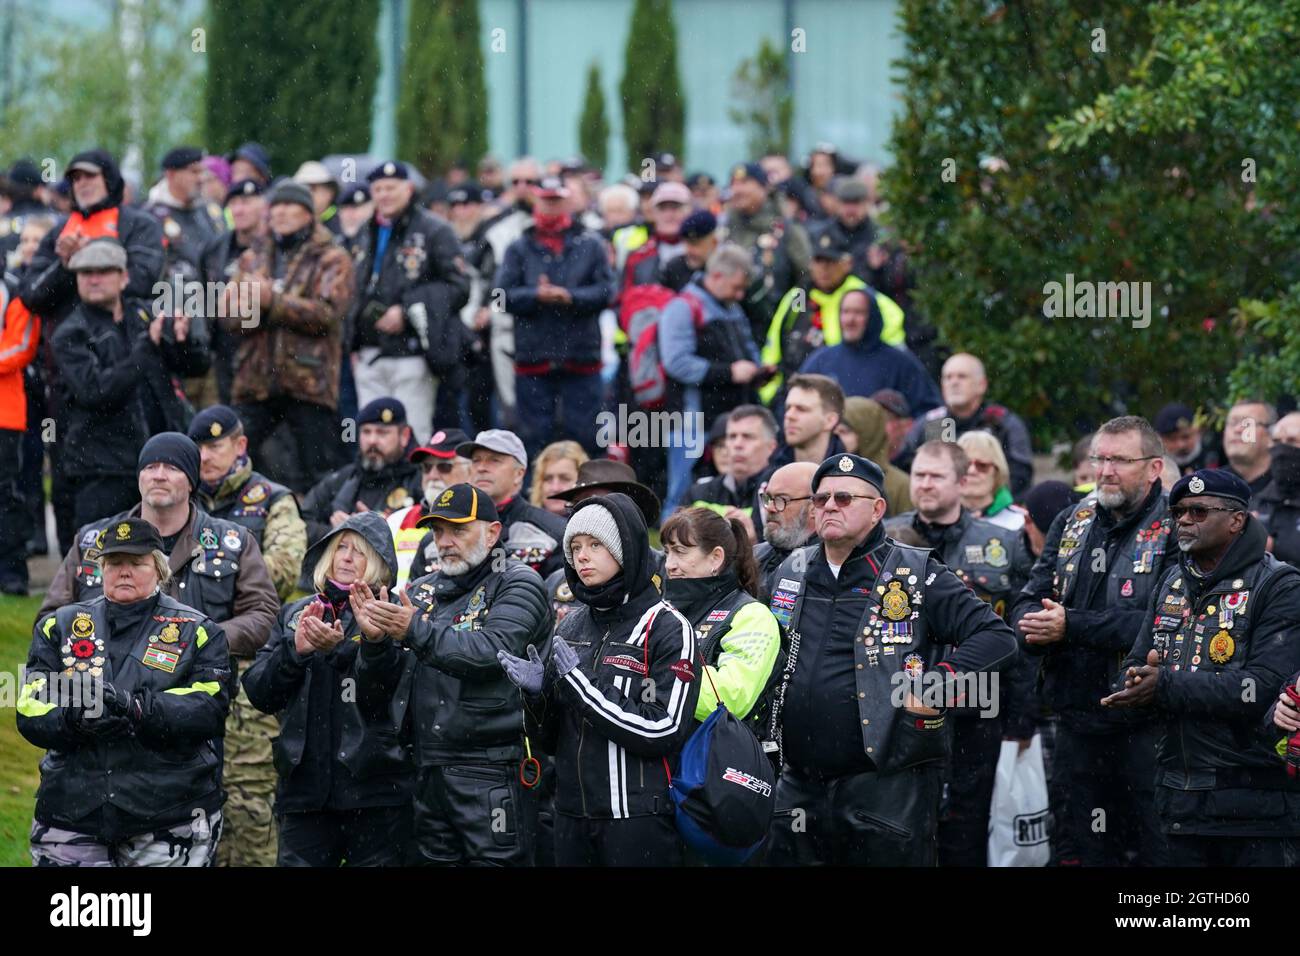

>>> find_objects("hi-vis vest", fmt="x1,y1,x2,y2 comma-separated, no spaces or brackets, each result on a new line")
759,276,906,404
62,207,122,243
388,504,430,590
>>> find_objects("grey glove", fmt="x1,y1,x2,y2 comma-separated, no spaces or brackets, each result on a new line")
498,644,545,695
552,635,580,678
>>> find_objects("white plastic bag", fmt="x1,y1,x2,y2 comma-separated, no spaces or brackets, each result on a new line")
987,734,1050,866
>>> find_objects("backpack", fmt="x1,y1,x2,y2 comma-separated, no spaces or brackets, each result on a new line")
669,656,777,865
620,285,702,410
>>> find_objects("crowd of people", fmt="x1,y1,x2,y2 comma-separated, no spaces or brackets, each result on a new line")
4,140,1300,867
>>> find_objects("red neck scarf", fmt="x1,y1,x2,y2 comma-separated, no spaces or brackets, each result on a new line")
533,212,571,255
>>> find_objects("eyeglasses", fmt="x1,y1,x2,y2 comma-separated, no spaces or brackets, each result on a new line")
812,491,880,509
967,460,997,474
1169,504,1241,523
1088,455,1158,468
420,460,457,475
760,493,811,512
512,178,541,186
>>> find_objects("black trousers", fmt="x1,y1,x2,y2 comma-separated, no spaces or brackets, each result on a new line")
939,716,1002,867
1166,832,1297,867
411,763,536,866
553,811,683,867
1056,725,1167,866
766,763,943,866
276,805,411,867
0,429,32,588
68,474,139,532
236,398,340,493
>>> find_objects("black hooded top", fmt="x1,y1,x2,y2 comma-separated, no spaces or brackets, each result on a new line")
19,149,165,321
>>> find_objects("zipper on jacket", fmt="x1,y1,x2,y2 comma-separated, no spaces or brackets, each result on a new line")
577,628,611,818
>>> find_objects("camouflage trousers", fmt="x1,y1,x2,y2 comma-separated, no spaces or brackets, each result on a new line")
216,658,280,867
31,812,222,867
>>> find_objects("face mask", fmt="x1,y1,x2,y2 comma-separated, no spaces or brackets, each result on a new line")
1270,444,1300,493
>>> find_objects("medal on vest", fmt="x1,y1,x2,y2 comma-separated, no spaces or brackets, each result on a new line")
1208,630,1235,664
882,580,911,621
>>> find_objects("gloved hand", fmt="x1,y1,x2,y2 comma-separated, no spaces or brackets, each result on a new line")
74,681,140,740
552,636,580,678
498,645,545,694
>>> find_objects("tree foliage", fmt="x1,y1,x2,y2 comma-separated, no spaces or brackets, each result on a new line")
620,0,686,172
0,0,203,177
1046,0,1300,410
206,0,379,172
397,0,489,176
728,37,793,158
578,62,611,174
884,0,1293,444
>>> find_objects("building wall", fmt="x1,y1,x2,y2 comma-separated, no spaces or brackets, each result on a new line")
374,0,902,177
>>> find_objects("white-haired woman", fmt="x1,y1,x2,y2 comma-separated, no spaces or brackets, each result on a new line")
958,431,1026,531
243,511,414,866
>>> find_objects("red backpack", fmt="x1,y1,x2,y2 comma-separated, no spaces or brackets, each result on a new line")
620,284,703,410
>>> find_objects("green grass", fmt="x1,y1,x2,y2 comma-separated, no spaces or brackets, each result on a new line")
0,594,43,867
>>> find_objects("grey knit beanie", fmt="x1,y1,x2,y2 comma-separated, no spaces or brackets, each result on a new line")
563,501,624,568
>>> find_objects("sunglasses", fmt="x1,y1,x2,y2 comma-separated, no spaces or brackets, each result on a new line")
512,178,541,186
812,491,880,509
1169,504,1241,523
421,460,457,474
967,460,997,473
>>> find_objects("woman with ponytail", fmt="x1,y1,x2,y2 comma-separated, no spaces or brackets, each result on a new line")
660,507,782,728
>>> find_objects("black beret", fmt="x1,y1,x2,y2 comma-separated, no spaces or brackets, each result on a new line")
224,178,264,204
162,146,204,170
813,452,886,497
1169,469,1252,509
339,182,370,206
730,162,768,186
1154,402,1196,435
366,160,409,183
810,224,851,259
188,405,242,444
357,397,407,427
8,159,43,188
679,209,717,240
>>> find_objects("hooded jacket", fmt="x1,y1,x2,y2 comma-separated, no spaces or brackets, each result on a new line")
797,306,941,419
20,150,166,322
841,396,912,516
524,494,700,819
1125,517,1300,816
243,512,415,812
